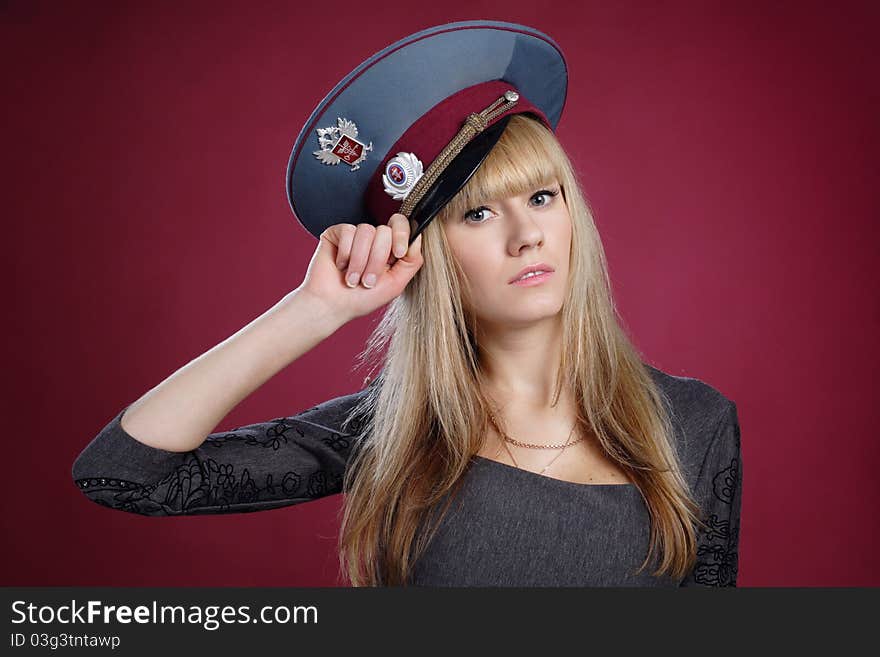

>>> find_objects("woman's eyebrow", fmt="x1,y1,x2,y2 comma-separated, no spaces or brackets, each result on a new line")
461,180,561,212
463,195,494,210
477,182,560,204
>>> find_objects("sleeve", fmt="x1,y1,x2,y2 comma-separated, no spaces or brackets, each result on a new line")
71,390,371,517
679,401,743,587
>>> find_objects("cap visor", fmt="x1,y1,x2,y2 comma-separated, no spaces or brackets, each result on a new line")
407,114,513,243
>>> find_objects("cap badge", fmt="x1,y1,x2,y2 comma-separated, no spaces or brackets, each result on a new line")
313,118,373,171
382,152,424,201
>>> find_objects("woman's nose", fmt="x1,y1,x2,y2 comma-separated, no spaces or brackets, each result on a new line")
507,209,544,254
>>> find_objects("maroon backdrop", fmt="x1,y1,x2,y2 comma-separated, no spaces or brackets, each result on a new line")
3,0,877,586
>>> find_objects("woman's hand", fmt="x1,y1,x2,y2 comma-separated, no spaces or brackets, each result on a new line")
297,213,424,323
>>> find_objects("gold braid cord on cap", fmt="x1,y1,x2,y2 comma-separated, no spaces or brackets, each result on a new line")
398,90,520,217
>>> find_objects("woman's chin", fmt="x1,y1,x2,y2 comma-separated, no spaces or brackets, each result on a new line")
479,303,565,328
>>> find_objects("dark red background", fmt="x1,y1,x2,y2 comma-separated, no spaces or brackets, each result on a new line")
3,1,877,586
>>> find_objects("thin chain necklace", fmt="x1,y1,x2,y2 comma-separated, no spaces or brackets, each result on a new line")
486,409,583,476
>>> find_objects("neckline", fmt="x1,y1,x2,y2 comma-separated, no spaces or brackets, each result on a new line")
471,455,636,489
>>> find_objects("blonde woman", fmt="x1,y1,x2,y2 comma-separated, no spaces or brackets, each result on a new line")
72,21,743,587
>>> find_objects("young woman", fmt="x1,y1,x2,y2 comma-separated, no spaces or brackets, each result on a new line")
72,22,743,587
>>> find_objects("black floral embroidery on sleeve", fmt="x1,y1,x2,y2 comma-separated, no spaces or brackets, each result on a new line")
682,403,743,588
208,419,356,454
321,432,351,452
73,453,339,515
307,470,330,497
281,472,301,495
73,415,359,515
206,418,304,450
692,458,740,586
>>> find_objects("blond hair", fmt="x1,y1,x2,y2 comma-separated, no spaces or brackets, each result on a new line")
338,114,704,585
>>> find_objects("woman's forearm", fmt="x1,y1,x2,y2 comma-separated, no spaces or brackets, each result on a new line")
119,287,346,452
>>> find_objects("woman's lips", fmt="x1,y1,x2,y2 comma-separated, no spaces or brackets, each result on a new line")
509,271,554,286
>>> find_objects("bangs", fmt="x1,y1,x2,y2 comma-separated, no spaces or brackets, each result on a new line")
439,114,564,222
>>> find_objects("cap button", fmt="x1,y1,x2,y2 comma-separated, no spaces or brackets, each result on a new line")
504,90,520,102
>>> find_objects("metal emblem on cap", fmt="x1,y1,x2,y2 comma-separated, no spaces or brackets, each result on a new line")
382,152,424,200
313,117,373,171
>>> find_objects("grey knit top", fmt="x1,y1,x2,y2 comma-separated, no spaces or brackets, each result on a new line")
71,364,743,587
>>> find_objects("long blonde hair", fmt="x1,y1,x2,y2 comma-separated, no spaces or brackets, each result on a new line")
337,114,704,586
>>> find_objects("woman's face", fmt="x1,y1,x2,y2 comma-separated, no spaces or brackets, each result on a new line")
440,179,572,329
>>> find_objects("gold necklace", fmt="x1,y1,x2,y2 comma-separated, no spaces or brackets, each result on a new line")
486,409,584,449
486,410,583,475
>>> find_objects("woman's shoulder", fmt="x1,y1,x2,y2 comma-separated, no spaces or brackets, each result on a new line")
644,363,735,420
643,362,739,479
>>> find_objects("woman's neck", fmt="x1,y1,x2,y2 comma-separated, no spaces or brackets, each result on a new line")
476,314,569,410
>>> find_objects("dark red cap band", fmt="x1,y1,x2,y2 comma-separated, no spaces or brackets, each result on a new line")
364,79,551,225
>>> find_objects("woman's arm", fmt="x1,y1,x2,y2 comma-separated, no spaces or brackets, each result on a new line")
72,388,371,515
112,212,422,454
118,289,343,453
71,214,422,515
70,290,366,516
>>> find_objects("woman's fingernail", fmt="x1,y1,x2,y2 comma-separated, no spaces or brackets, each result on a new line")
362,273,376,288
346,272,360,287
393,244,405,258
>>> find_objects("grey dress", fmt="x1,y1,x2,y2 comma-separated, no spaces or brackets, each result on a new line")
71,364,743,587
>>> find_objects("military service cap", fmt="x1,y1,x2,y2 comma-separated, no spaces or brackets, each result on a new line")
286,20,568,243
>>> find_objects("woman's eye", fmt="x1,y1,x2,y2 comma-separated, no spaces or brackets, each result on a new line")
462,188,559,223
463,206,492,223
530,189,559,207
